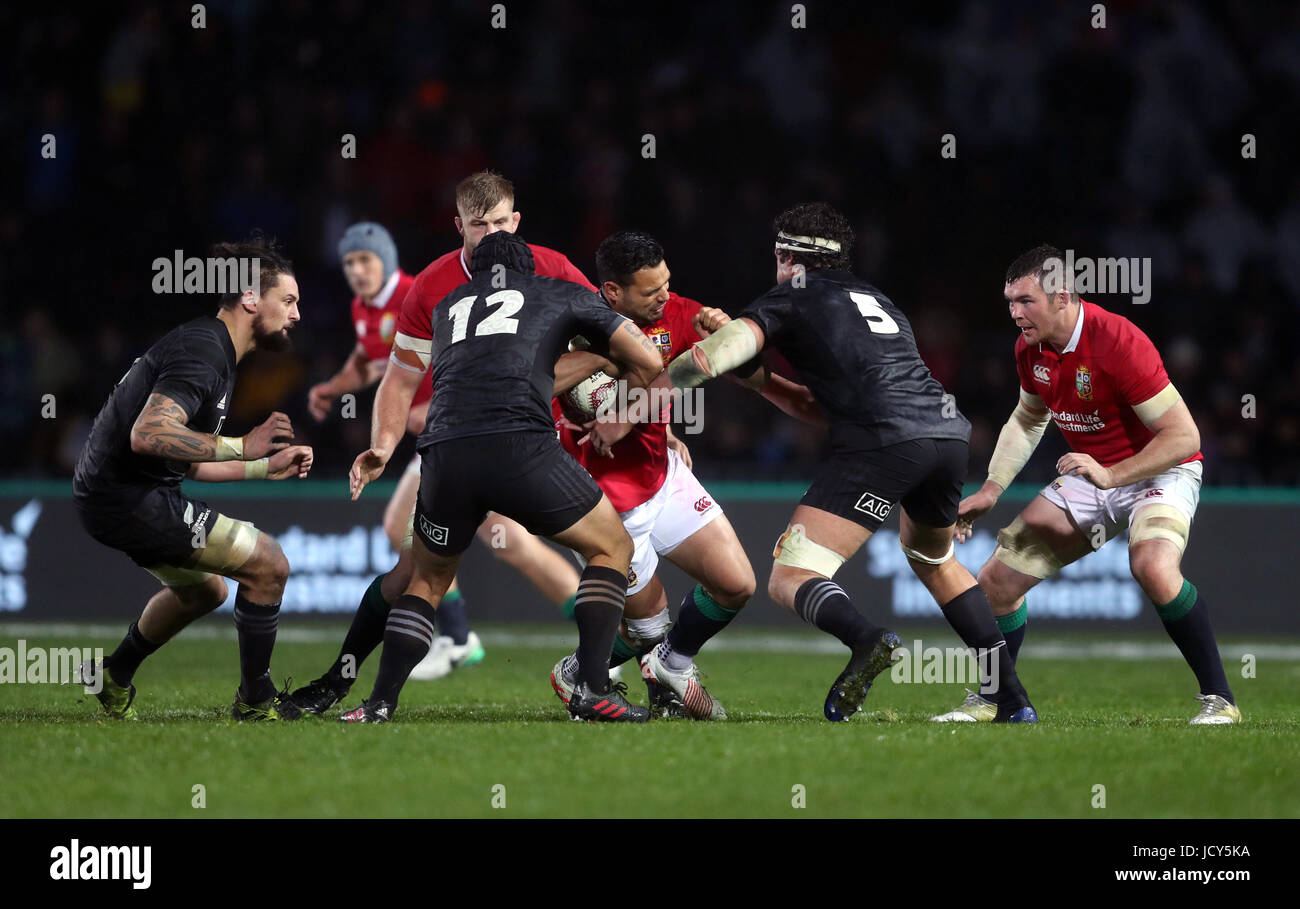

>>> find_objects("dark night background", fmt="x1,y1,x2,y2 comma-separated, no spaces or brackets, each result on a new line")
3,0,1298,487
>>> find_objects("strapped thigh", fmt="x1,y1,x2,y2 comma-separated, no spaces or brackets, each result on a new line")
773,523,847,579
148,513,259,587
1128,504,1190,554
993,515,1066,580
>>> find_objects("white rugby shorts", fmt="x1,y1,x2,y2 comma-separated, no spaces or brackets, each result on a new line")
1040,460,1202,546
620,449,722,595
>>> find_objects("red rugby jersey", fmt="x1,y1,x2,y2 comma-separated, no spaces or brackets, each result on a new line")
393,244,594,405
1014,300,1202,469
396,244,594,340
349,270,433,404
554,292,704,512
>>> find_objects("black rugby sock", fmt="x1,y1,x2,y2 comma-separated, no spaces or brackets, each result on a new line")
997,600,1028,664
104,621,161,689
665,585,741,659
327,573,391,686
574,565,629,690
371,595,438,707
793,578,881,650
1157,581,1233,702
940,586,1028,707
436,590,470,646
233,593,280,702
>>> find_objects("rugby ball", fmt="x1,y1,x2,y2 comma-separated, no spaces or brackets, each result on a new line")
562,370,618,422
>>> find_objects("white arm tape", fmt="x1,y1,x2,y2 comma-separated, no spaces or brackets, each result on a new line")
392,331,432,371
1132,383,1181,427
986,390,1050,491
666,319,758,389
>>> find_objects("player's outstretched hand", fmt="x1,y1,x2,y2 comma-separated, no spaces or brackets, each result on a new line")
955,486,1000,542
578,416,633,458
555,412,586,435
1057,452,1113,489
349,448,389,500
267,445,314,480
245,411,294,459
693,306,731,337
308,383,335,421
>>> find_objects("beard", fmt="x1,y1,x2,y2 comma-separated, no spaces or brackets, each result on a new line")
252,311,294,352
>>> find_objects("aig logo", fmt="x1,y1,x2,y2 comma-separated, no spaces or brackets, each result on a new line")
1033,364,1051,384
853,493,893,522
418,515,449,546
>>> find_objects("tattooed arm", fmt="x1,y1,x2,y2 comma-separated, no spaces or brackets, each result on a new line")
607,319,664,391
130,394,222,461
130,393,293,462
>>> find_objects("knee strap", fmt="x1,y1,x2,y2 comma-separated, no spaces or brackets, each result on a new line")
773,523,847,579
899,538,955,565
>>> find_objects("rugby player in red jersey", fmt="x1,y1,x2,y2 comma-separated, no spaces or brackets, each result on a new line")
289,174,590,713
939,244,1239,724
548,231,823,719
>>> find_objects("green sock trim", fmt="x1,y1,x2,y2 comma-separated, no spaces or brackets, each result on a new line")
560,594,577,620
996,601,1027,633
361,574,391,618
441,589,463,605
1156,580,1197,623
611,635,638,664
693,584,740,622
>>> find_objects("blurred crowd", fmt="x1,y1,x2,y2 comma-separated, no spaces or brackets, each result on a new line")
3,0,1298,486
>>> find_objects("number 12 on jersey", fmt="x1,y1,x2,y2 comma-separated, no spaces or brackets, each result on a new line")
448,290,524,343
851,291,899,335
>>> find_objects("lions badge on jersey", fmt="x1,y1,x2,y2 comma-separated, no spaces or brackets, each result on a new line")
1075,366,1093,401
380,312,397,343
646,327,673,365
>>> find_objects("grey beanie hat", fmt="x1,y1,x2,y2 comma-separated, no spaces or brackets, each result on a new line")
338,222,398,281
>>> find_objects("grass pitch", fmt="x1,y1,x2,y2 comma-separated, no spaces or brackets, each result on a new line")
1,623,1297,818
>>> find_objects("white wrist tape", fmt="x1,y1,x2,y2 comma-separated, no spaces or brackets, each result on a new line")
986,391,1050,491
666,319,758,389
244,458,269,480
214,435,244,461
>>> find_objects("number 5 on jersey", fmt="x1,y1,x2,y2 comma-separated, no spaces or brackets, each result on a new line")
448,290,524,343
851,291,899,335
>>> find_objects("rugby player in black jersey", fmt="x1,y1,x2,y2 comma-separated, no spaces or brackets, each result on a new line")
342,231,665,722
652,203,1037,723
73,237,313,721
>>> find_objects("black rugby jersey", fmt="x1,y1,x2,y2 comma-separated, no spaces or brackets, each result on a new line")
418,270,628,447
74,316,237,507
742,269,970,450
